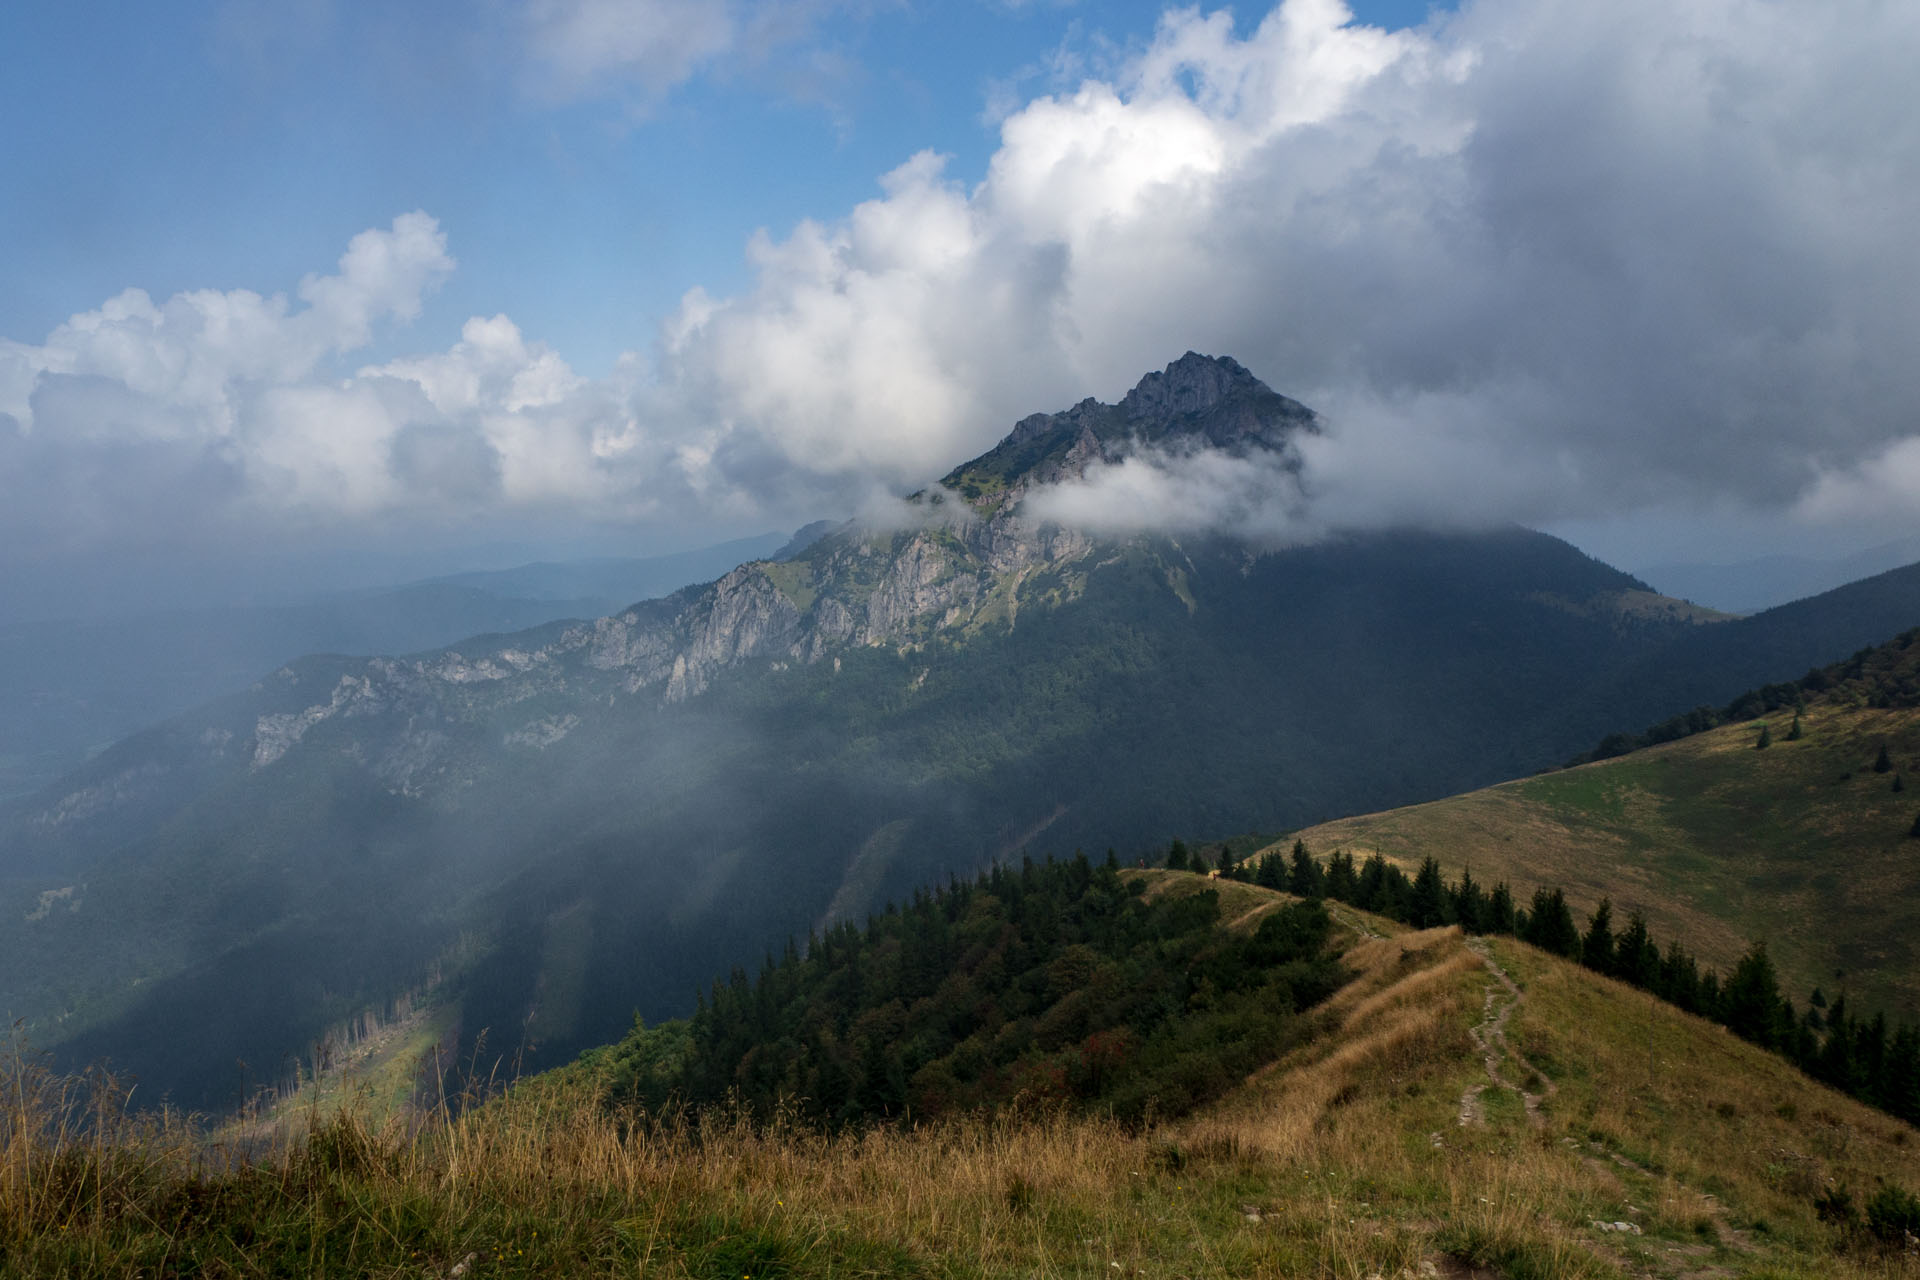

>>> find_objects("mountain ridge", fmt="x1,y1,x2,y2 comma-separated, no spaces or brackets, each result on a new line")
938,350,1316,510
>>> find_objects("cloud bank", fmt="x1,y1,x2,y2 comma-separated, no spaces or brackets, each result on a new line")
7,0,1920,578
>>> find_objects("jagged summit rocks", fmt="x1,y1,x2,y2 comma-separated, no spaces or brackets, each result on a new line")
940,352,1316,511
1120,351,1301,428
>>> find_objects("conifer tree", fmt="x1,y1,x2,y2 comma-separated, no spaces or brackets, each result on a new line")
1581,898,1616,974
1485,882,1517,935
1356,854,1391,913
1875,742,1893,773
1166,840,1190,871
1288,841,1325,898
1895,774,1905,794
1860,1012,1892,1108
1408,856,1449,928
1909,810,1920,839
1658,939,1702,1013
1885,1023,1920,1125
1325,850,1360,902
1756,722,1772,749
1722,942,1785,1049
1787,714,1803,741
1817,993,1857,1092
1523,887,1580,958
1449,867,1487,934
1615,911,1659,987
1255,849,1286,890
1380,862,1415,921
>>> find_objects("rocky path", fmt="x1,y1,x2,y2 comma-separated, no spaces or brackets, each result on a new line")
1457,939,1555,1129
1455,939,1758,1278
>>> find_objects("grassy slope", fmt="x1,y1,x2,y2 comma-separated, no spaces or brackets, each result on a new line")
1279,702,1920,1021
7,874,1917,1278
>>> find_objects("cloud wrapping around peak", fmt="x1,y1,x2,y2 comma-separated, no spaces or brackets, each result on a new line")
659,0,1920,532
7,0,1920,576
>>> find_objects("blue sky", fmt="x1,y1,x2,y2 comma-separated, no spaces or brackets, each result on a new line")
3,1,1442,377
4,0,1918,617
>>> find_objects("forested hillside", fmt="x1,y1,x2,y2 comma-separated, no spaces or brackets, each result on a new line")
597,854,1346,1125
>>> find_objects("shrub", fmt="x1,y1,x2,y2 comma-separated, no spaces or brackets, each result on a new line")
1866,1183,1920,1244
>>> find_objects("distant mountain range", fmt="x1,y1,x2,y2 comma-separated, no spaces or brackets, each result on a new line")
5,353,1919,1108
0,531,815,802
1640,534,1920,614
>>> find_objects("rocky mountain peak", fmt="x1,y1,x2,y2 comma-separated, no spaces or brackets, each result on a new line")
1119,352,1266,422
938,353,1316,509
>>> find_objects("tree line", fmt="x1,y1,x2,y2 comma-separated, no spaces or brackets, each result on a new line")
1210,839,1920,1127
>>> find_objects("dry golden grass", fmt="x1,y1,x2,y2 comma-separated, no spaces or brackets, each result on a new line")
1275,702,1920,1019
6,901,1918,1278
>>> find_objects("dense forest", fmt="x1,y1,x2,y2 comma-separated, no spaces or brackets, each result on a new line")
593,853,1347,1125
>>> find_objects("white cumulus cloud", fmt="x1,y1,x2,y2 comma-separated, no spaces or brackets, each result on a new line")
8,0,1920,582
652,0,1920,537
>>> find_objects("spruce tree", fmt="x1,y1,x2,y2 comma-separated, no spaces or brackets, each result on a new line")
1379,863,1415,922
1523,887,1580,958
1787,714,1803,741
1756,722,1772,749
1288,841,1325,898
1449,867,1487,934
1581,898,1616,975
1356,854,1391,913
1325,850,1360,902
1408,857,1449,928
1885,1023,1920,1126
1875,742,1893,773
1166,840,1190,871
1615,911,1659,988
1255,850,1286,890
1909,810,1920,839
1722,942,1785,1049
1817,994,1857,1092
1485,882,1517,935
1895,774,1905,794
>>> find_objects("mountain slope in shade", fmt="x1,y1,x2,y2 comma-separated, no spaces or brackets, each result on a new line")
0,352,1856,1107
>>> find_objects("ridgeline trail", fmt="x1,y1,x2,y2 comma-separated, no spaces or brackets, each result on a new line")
1458,938,1555,1129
